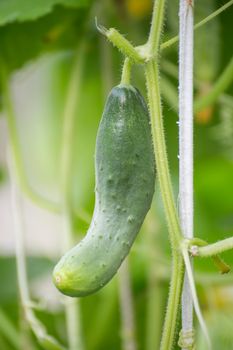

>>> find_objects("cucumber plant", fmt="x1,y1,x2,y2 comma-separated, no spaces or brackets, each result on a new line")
53,84,155,297
1,1,233,350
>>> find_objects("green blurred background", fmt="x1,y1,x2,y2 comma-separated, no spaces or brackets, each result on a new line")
0,0,232,349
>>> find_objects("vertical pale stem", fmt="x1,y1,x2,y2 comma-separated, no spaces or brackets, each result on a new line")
179,0,194,348
118,261,137,350
60,43,86,350
9,155,65,350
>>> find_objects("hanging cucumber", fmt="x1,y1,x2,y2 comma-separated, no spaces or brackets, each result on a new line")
53,84,155,297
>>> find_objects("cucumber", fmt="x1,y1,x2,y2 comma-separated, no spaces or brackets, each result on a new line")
53,84,155,297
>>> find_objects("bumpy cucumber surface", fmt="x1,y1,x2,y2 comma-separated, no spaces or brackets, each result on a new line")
53,84,155,297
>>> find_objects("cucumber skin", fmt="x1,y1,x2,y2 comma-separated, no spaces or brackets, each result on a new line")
53,84,155,297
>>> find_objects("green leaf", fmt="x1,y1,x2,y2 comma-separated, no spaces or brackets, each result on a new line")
0,0,91,26
0,7,89,72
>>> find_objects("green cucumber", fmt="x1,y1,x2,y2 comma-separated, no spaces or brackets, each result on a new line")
53,84,155,297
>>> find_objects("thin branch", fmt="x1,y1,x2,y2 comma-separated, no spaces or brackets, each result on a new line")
161,0,233,51
194,237,233,257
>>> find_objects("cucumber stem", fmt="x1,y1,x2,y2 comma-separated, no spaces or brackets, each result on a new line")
145,59,184,350
147,0,166,56
145,1,185,348
121,58,132,85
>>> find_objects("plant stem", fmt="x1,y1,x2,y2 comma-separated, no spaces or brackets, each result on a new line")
145,59,184,350
189,238,230,274
145,4,186,349
121,58,132,85
180,246,211,349
196,237,233,257
96,21,143,63
0,64,60,213
60,43,86,350
8,155,66,350
145,61,182,246
161,0,233,51
118,260,137,350
147,0,166,55
194,56,233,112
162,256,184,350
178,0,194,348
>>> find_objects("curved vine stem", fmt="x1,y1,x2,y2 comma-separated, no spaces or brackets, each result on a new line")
8,155,66,350
0,63,60,214
161,0,233,51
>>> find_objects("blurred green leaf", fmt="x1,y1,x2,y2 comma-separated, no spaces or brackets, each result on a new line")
0,0,91,25
0,7,89,72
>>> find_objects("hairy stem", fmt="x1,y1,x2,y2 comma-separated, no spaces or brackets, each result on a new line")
145,61,182,246
121,58,132,85
145,7,186,350
145,59,184,350
196,237,233,257
96,21,143,63
147,0,166,55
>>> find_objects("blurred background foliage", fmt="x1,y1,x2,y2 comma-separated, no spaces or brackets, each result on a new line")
0,0,232,349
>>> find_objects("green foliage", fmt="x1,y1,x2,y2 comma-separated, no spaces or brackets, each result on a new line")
0,7,89,73
0,0,91,25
